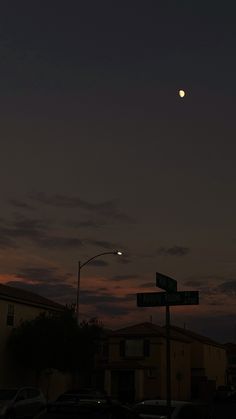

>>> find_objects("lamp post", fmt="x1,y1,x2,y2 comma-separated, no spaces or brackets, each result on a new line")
76,250,123,325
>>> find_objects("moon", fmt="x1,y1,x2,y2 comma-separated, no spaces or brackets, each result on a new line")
179,89,186,98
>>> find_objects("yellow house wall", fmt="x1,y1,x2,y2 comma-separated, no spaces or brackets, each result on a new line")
107,336,191,401
188,339,226,387
160,339,191,401
203,344,226,387
190,341,205,369
141,337,163,400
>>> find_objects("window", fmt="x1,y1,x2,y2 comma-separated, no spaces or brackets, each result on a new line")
16,389,28,402
229,355,236,364
120,339,150,358
27,388,40,399
7,304,14,326
125,339,143,357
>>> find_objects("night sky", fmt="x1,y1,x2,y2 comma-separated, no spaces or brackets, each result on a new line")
0,1,236,342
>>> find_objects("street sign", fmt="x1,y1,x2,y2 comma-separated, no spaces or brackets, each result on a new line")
137,291,199,307
166,291,199,306
156,272,177,293
137,292,166,307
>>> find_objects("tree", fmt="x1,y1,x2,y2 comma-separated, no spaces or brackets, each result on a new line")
7,308,104,382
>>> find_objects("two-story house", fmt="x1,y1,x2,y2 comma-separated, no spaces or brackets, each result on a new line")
104,322,191,402
224,342,236,387
0,283,68,398
170,326,227,400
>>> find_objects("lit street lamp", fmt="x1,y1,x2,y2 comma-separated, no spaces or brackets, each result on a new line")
76,250,123,324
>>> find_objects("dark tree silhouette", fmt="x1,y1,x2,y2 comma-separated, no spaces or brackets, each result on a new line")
7,308,104,381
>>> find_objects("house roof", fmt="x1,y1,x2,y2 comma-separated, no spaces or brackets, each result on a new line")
0,283,65,311
111,322,191,343
169,325,224,348
224,342,236,354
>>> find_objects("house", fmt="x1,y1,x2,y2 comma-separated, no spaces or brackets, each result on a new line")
104,322,191,402
170,326,227,400
0,283,70,399
224,342,236,386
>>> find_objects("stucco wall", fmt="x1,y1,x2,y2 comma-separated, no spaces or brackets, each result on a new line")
203,344,226,387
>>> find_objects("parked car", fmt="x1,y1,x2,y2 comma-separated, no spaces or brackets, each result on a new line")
53,388,110,405
134,399,211,419
0,387,46,419
35,400,140,418
214,385,236,401
210,399,236,419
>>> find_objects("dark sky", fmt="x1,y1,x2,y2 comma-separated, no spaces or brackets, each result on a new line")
0,1,236,342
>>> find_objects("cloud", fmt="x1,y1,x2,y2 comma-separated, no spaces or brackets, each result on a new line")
140,282,155,288
0,215,83,250
80,290,134,305
29,193,135,223
0,235,18,250
6,280,75,302
79,290,135,318
80,290,126,304
216,280,236,296
71,219,107,229
9,199,35,211
172,312,236,343
158,246,190,256
16,267,72,284
184,279,207,287
95,304,131,317
0,216,46,243
111,274,139,281
0,214,125,252
86,239,120,250
183,275,224,287
87,260,109,267
37,236,83,249
117,256,132,265
184,275,236,298
6,266,75,303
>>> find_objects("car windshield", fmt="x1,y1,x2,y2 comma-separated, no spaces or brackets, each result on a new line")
0,389,18,400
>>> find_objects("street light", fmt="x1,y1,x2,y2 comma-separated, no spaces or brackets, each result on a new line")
76,250,123,324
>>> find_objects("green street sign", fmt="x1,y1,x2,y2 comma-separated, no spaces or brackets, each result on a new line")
166,291,199,306
137,292,166,307
156,272,177,293
137,291,199,307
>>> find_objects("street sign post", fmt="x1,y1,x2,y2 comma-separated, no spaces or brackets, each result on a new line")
137,279,199,419
156,272,177,293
